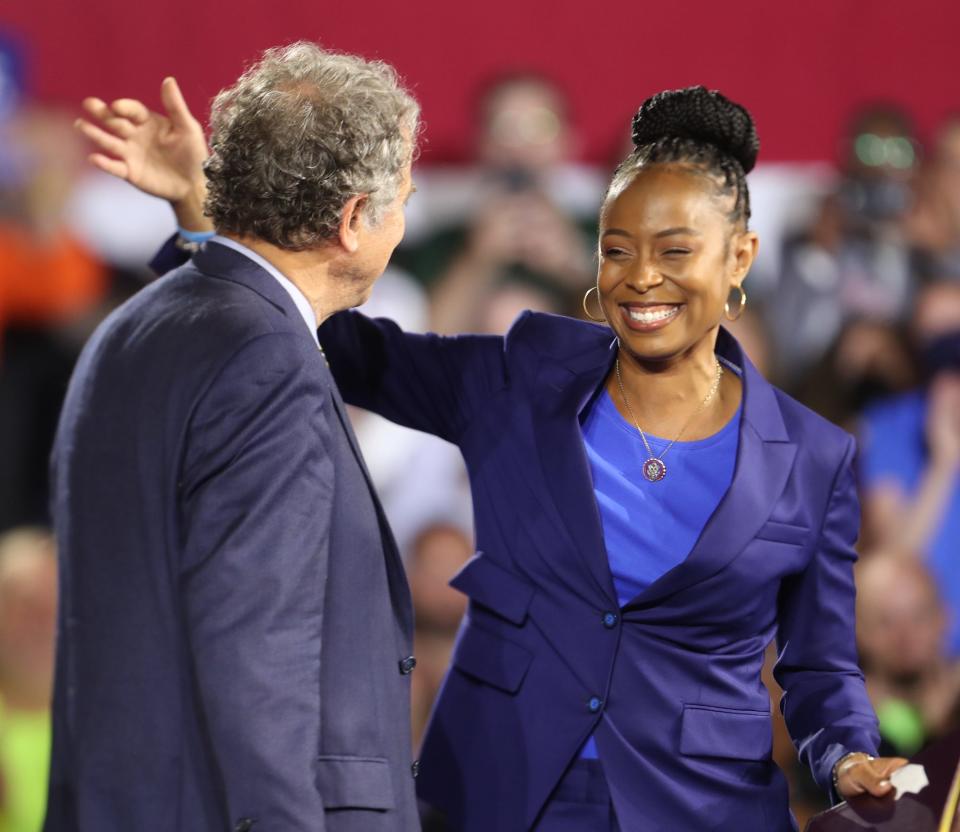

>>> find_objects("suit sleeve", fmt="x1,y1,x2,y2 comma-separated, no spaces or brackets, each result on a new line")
773,436,880,800
318,309,518,443
179,332,333,830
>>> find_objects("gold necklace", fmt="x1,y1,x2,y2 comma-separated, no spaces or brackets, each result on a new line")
614,357,724,483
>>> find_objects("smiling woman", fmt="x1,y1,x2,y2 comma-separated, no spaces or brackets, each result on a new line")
307,87,909,832
594,87,758,450
314,86,909,832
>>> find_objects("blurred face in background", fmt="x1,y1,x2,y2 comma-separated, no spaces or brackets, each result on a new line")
857,556,947,684
913,282,960,340
846,109,917,184
480,282,560,335
840,108,917,223
907,119,960,252
409,525,471,631
476,77,572,174
0,529,58,710
933,120,960,222
912,282,960,379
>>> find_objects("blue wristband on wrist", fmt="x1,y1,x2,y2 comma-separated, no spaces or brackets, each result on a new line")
178,227,216,244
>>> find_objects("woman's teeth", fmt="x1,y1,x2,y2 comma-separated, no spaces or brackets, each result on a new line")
627,306,679,324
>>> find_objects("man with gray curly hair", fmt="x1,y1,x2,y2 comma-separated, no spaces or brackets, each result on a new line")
48,43,421,832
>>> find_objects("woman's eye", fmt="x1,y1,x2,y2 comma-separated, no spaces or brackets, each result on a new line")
603,247,628,258
662,248,691,256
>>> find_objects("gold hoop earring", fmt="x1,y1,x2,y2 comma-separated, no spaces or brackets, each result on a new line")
724,285,747,321
582,286,606,322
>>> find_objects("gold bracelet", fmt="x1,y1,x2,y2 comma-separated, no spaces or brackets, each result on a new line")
832,751,876,798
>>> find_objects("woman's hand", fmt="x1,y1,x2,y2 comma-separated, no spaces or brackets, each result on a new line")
74,77,212,230
835,753,909,800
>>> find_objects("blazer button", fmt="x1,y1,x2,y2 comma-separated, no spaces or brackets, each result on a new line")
234,819,256,832
399,656,417,675
602,611,618,629
411,760,421,778
587,696,603,713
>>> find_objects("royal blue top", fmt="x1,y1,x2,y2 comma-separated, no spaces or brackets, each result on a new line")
860,390,960,655
578,386,742,759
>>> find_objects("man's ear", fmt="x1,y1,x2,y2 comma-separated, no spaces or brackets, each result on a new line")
338,195,368,253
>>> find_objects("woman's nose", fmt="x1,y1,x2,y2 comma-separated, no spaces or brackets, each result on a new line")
626,260,664,293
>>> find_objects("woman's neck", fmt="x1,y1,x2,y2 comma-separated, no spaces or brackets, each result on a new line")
606,338,742,441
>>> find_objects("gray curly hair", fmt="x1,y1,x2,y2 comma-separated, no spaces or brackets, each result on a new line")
204,42,420,250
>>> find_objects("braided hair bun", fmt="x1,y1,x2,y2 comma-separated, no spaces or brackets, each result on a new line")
631,86,759,174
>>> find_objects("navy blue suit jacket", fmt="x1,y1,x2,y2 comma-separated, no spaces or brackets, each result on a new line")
318,309,880,832
45,243,419,832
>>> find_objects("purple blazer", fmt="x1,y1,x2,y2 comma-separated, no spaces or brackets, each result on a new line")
319,309,880,832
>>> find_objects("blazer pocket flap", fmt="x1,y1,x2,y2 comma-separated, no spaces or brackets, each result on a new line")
754,520,809,546
316,755,395,810
452,623,533,693
679,704,772,761
450,552,535,625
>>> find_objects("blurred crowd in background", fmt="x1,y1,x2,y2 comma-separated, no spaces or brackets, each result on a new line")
0,30,958,832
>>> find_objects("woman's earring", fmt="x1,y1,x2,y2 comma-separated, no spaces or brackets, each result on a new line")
582,286,607,322
724,285,747,321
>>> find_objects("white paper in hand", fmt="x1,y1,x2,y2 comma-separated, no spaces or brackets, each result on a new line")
889,763,929,800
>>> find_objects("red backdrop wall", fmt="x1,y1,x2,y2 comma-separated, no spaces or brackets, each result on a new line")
4,0,958,164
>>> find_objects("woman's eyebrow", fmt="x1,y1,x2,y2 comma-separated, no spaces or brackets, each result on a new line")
601,226,702,239
654,226,700,238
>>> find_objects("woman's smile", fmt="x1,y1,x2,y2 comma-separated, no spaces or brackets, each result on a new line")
619,302,685,332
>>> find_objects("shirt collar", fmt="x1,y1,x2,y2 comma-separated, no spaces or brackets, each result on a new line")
210,235,320,348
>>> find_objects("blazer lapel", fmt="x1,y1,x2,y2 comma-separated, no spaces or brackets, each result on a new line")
323,364,414,637
530,322,798,613
625,330,798,609
532,329,620,606
196,241,414,636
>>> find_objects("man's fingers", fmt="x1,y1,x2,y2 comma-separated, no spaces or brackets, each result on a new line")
160,76,195,128
110,98,150,125
82,97,112,121
102,117,138,139
89,153,130,180
75,118,128,157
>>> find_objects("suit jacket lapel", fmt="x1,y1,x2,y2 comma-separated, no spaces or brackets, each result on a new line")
624,422,796,610
626,330,798,608
532,323,798,612
196,242,414,635
322,364,414,637
533,329,620,606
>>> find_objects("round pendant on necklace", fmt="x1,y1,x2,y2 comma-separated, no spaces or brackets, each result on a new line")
642,458,667,482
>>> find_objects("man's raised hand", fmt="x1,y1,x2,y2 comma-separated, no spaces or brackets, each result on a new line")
75,77,212,230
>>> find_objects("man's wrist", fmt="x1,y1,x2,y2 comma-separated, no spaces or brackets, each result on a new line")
172,179,213,233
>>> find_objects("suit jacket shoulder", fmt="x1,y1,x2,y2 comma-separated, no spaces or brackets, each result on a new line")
504,310,611,360
82,246,324,410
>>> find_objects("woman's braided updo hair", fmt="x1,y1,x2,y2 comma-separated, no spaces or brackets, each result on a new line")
607,86,759,229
